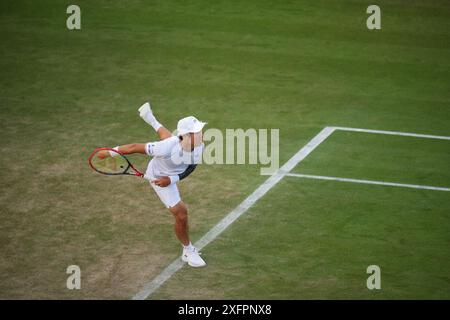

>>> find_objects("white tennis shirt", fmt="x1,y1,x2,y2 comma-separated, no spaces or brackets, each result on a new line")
145,136,204,181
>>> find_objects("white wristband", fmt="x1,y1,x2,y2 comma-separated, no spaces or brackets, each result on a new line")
169,175,180,184
109,146,120,157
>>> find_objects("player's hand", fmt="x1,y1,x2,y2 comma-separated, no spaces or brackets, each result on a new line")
153,176,171,187
97,150,110,160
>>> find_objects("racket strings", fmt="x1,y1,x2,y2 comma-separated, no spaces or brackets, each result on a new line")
91,152,129,175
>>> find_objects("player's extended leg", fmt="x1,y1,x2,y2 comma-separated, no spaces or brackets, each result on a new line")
169,201,206,267
156,126,173,140
138,101,173,140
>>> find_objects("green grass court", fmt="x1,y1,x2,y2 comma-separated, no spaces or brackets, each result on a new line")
153,128,450,299
0,0,449,299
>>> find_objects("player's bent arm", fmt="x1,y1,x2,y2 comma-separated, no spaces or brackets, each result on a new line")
169,164,197,184
153,165,198,187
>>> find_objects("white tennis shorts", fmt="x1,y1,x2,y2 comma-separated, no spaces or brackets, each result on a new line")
149,181,181,208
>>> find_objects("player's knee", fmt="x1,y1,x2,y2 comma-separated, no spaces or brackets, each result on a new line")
171,203,188,222
175,210,188,224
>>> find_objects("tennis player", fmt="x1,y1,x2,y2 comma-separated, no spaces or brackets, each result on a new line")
101,102,207,267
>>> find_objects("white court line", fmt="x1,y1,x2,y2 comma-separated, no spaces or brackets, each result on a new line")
286,173,450,192
131,127,337,300
333,126,450,141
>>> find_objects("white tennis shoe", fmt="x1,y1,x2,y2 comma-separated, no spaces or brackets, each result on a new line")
182,246,206,267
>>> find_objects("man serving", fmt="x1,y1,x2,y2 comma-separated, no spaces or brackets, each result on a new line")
101,101,207,267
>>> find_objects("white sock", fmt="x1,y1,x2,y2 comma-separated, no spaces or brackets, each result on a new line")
149,118,162,132
139,102,162,132
144,109,162,131
183,242,195,252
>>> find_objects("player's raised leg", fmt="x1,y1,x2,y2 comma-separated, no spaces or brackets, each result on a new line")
156,126,173,140
138,101,173,140
169,201,206,267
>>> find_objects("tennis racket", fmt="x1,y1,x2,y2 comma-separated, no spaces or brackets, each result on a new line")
88,148,146,178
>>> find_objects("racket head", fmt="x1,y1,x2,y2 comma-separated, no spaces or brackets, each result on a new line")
89,148,140,176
